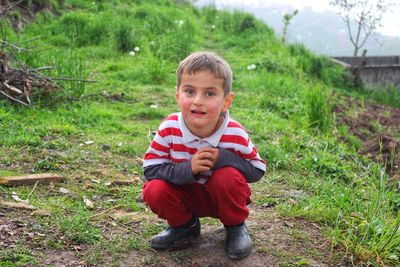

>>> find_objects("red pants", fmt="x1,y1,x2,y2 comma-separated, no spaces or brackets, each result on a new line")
142,167,251,227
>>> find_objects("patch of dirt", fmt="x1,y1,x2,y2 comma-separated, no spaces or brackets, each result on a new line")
1,2,59,31
121,207,346,267
0,204,347,266
334,95,400,181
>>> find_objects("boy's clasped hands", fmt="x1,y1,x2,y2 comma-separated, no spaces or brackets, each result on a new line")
191,147,219,175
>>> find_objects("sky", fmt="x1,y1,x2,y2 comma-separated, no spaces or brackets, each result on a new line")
206,0,400,37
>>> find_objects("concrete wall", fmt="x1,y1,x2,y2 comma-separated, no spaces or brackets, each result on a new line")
334,56,400,66
359,65,400,89
333,56,400,90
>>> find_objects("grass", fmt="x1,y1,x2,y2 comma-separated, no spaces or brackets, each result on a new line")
0,0,399,266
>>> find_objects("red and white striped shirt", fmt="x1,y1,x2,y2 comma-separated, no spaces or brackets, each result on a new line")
143,111,266,183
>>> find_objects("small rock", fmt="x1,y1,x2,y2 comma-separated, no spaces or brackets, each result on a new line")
102,144,111,151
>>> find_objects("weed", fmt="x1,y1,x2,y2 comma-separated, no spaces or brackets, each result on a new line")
0,247,36,267
56,213,103,244
363,85,400,108
306,86,332,133
115,22,137,53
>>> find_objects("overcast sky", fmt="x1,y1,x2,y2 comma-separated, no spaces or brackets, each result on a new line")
205,0,400,37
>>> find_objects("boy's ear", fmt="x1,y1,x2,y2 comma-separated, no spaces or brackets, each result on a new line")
175,86,179,103
222,92,234,112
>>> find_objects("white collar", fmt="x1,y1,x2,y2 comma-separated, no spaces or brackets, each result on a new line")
178,110,230,147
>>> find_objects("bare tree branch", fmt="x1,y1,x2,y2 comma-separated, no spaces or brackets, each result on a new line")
329,0,397,56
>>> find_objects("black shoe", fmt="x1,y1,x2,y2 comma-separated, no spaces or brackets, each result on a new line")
151,217,200,249
225,223,252,260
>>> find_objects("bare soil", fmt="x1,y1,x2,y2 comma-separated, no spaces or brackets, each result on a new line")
333,94,400,181
1,206,347,267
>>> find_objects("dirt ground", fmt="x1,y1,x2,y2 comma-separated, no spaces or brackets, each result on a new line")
333,94,400,182
1,206,347,267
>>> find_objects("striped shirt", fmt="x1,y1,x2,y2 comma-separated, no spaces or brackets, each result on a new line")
143,111,266,184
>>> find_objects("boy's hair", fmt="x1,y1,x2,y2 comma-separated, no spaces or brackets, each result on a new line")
176,51,232,95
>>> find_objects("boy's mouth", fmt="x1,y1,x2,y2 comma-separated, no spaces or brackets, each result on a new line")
191,110,206,115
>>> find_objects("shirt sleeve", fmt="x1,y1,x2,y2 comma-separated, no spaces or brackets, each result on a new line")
143,161,198,185
213,148,265,183
219,120,267,173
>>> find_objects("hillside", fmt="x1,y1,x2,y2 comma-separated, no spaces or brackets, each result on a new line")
195,1,400,56
1,0,399,266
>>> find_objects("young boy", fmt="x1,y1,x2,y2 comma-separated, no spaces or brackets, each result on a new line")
142,51,266,260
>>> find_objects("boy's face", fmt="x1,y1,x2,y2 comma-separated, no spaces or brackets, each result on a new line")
176,70,233,138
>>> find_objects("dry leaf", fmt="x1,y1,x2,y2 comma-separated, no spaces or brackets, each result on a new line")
284,220,294,228
83,196,94,209
31,209,52,217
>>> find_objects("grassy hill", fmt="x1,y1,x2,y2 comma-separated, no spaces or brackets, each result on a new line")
0,0,399,266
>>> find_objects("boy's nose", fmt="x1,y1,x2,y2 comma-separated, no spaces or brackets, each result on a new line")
193,94,203,105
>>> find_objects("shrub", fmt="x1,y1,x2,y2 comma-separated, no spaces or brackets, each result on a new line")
114,23,137,52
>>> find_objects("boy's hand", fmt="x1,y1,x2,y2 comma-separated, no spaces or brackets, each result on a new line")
191,147,219,175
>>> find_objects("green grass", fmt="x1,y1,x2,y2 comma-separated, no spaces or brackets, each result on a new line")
0,247,36,267
0,0,399,266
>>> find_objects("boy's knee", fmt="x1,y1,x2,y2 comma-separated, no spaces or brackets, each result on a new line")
209,167,247,190
142,179,171,204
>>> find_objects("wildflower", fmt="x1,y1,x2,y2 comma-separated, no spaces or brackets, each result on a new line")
247,64,256,70
211,25,216,30
129,51,135,56
134,46,140,52
175,20,184,26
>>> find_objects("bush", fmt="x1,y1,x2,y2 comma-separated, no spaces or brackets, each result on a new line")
114,23,137,52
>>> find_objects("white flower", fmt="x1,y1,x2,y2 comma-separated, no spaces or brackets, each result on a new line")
247,64,257,70
176,20,184,26
211,25,216,29
134,46,140,52
129,51,135,56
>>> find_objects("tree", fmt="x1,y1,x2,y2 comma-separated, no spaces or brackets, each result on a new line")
281,9,298,43
329,0,396,56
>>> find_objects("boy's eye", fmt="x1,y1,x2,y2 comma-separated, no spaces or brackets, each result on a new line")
184,89,194,95
206,91,216,97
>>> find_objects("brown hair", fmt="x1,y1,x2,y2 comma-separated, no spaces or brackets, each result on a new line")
176,51,232,95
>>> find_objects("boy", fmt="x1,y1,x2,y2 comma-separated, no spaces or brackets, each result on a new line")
142,51,266,260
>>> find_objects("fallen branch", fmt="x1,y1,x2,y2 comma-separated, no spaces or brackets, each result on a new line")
0,201,36,210
0,89,30,106
1,36,95,106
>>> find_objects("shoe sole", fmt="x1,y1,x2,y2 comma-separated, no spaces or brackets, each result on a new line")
226,250,252,260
